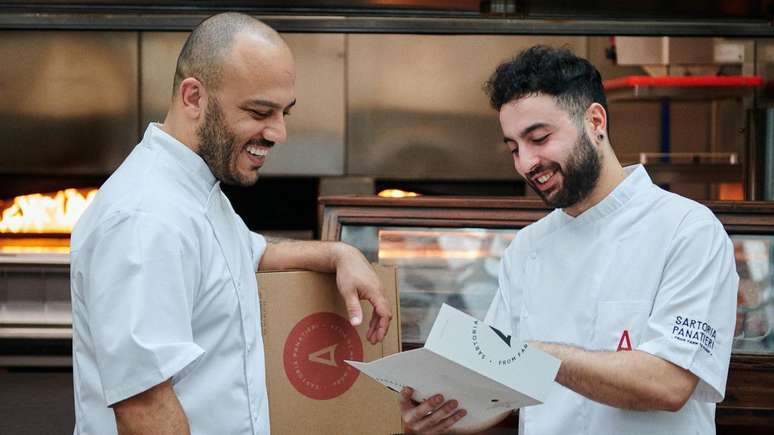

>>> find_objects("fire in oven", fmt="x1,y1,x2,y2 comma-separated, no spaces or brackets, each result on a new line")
0,187,96,366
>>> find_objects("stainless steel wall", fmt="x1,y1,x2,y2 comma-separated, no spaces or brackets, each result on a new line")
0,30,585,181
346,34,587,180
0,30,757,188
0,31,138,175
0,31,346,178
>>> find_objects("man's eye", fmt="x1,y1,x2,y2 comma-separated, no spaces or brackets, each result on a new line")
533,134,549,144
283,111,291,118
511,147,519,156
251,110,271,118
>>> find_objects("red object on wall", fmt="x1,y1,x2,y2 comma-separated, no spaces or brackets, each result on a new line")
604,75,764,91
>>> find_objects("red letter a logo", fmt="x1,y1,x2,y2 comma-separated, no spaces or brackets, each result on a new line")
616,330,632,352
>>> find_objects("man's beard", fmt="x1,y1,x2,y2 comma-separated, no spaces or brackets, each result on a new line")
196,98,255,187
529,131,602,210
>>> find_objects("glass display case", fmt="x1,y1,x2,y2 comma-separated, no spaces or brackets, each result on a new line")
342,224,514,344
733,235,774,353
320,196,774,434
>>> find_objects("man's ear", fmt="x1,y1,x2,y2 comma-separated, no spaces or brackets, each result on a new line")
586,102,608,143
178,77,207,121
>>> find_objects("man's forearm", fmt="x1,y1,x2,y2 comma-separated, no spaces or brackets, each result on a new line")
114,380,190,435
536,343,698,412
259,239,352,272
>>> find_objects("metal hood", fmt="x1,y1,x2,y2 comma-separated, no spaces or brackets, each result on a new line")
0,1,771,19
0,1,771,35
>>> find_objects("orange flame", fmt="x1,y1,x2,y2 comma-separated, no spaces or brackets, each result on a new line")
0,188,98,234
377,189,420,198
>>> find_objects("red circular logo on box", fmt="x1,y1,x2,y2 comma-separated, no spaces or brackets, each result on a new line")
283,312,363,400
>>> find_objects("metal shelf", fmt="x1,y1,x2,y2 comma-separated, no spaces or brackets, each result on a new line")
0,327,72,340
0,253,69,265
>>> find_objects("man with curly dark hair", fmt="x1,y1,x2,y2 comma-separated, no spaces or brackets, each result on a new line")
399,46,737,435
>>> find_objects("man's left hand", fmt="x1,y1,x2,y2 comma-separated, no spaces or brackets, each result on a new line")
259,239,393,344
332,243,392,344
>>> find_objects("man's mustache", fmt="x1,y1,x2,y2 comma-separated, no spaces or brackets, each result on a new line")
247,139,275,148
526,163,559,180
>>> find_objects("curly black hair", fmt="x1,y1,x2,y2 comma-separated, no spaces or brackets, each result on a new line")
484,45,609,131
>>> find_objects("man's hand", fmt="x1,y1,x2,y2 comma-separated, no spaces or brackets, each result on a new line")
113,379,190,435
259,240,393,344
331,243,392,344
399,387,467,435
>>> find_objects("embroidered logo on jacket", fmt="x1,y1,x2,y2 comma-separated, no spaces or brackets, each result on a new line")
672,316,716,355
616,329,632,352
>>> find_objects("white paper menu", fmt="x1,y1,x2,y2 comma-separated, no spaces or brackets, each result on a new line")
347,304,561,433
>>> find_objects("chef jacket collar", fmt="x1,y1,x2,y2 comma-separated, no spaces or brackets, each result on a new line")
558,164,651,226
145,123,219,197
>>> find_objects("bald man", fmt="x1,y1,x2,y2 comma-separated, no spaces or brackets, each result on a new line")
70,13,392,435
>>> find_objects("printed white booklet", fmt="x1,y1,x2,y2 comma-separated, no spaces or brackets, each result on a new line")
347,304,561,433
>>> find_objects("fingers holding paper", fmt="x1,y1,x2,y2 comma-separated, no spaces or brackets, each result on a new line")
400,387,467,435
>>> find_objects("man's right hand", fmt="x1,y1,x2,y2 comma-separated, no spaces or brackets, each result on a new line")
399,387,467,434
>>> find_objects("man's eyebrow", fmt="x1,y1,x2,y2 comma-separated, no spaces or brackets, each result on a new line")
244,99,297,111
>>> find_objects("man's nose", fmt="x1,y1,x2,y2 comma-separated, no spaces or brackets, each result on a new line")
518,145,541,175
264,115,288,145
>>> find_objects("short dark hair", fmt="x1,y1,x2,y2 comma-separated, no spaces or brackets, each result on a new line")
172,12,277,96
484,45,609,131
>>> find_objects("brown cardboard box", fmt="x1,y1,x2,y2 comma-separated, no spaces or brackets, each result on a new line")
258,265,403,435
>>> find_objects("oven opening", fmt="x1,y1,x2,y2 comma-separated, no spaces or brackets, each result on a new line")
0,187,98,367
0,187,97,257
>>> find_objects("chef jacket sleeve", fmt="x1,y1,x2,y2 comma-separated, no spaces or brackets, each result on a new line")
485,241,520,338
637,212,738,403
81,211,205,406
249,231,267,271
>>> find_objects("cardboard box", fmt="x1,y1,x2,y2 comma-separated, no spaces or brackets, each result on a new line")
258,265,403,435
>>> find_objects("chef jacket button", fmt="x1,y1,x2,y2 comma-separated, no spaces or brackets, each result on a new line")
530,252,537,260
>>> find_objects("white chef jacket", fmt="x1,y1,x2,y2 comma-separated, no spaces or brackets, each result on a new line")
70,123,270,434
486,165,738,435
